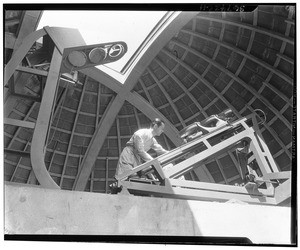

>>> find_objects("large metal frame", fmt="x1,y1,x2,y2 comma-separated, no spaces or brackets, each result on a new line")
4,26,128,189
116,114,291,206
4,27,62,189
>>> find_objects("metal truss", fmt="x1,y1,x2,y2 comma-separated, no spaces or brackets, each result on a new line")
116,114,291,206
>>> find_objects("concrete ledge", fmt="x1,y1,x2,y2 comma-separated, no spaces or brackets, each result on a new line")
4,183,291,244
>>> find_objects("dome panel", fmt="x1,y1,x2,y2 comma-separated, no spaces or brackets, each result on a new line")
251,99,276,122
55,141,68,152
177,30,192,45
223,25,240,45
212,77,227,92
149,60,168,80
251,41,278,66
190,35,208,51
269,74,293,99
261,87,286,111
277,59,294,77
161,77,184,99
148,85,169,107
157,52,177,71
289,23,295,38
184,52,209,75
190,85,211,108
275,153,291,171
4,162,16,181
257,7,286,34
173,65,190,84
61,178,75,190
171,44,186,61
82,92,97,105
84,79,99,92
205,105,222,116
195,18,210,34
207,24,221,39
66,156,80,167
283,106,293,124
270,119,289,138
160,105,181,125
141,72,155,87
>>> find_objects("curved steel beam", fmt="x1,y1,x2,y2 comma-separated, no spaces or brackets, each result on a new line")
4,28,46,86
15,11,43,49
79,67,122,94
124,12,199,90
4,24,62,188
30,47,62,189
73,12,197,191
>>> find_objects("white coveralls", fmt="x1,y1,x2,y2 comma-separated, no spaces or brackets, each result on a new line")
115,128,168,179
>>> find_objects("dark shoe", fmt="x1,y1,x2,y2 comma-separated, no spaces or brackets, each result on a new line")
245,174,256,183
109,182,121,194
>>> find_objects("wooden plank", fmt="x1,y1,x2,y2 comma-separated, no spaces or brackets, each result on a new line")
10,92,41,102
4,148,30,158
4,118,35,129
16,65,48,77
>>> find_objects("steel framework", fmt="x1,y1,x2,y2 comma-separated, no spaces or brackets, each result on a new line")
116,114,291,206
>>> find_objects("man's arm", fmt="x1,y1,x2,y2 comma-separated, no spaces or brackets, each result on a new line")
152,138,169,156
133,134,154,162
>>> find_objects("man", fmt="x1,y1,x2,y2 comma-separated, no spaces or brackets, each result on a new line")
115,118,169,180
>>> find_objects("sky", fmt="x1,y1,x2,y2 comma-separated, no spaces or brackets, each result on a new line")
37,11,167,78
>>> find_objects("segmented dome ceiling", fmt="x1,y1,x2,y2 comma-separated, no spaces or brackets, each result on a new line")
4,5,295,193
